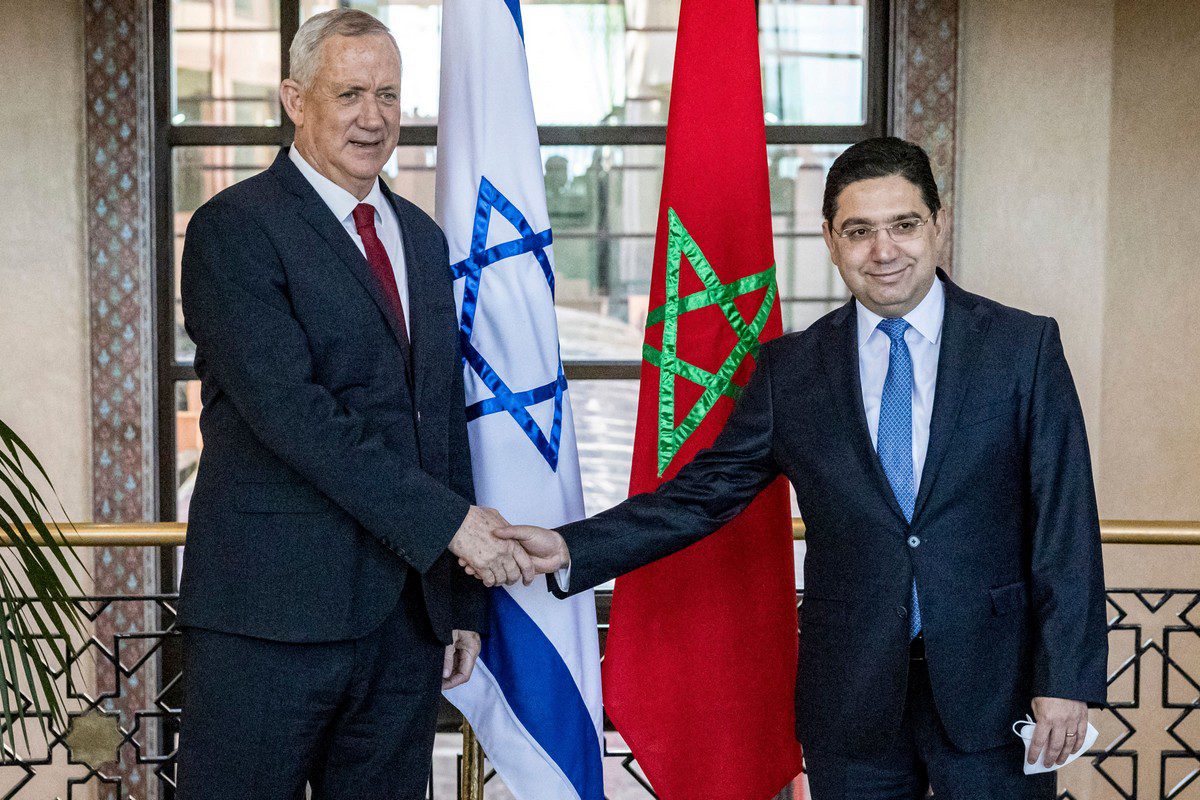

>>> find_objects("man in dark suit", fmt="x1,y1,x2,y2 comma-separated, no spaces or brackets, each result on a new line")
176,9,533,798
496,138,1109,798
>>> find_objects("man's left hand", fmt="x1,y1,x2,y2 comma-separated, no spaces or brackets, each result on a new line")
1029,696,1088,767
442,630,481,690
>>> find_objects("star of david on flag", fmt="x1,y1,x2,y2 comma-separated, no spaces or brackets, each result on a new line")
450,177,566,470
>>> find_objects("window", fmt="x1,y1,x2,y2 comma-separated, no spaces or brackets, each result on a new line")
155,0,888,528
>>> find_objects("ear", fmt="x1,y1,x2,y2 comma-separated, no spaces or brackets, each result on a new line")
931,206,950,253
280,79,304,127
821,219,841,267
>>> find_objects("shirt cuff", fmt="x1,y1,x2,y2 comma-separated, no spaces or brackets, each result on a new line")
554,561,572,593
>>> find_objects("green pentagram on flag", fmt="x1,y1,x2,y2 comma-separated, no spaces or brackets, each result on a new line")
643,208,778,476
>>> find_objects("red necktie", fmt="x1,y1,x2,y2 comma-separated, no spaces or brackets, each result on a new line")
352,202,410,346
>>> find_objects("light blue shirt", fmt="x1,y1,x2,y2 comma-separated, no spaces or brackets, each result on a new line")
855,277,946,487
289,146,410,332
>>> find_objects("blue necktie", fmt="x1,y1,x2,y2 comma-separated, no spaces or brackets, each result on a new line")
876,318,922,639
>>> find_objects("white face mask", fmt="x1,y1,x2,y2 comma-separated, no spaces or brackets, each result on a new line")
1012,715,1099,775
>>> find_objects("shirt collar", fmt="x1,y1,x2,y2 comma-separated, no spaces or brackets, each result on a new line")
856,276,946,349
288,145,387,224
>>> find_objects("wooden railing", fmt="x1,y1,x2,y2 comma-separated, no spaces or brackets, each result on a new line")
9,519,1200,546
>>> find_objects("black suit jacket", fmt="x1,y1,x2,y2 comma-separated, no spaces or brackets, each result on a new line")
178,148,484,645
554,272,1107,754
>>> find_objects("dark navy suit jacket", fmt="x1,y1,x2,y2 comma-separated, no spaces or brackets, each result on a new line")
554,272,1108,754
179,148,484,645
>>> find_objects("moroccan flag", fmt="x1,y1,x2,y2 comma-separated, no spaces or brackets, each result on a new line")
600,1,803,798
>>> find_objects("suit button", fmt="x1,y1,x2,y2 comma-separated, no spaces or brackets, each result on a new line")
907,535,921,548
896,605,908,618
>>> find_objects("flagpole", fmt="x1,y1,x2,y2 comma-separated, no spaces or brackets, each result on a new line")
460,720,485,799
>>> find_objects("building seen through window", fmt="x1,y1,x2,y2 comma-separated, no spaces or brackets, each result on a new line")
166,0,877,522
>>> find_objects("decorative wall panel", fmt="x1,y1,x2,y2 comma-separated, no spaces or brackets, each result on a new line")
84,0,160,795
893,0,959,269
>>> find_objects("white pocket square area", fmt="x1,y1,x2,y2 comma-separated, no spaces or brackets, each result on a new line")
1012,715,1099,775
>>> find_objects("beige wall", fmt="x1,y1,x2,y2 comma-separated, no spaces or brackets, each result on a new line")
943,13,1195,794
1097,0,1200,520
0,0,90,521
0,3,96,791
955,0,1114,449
957,0,1200,522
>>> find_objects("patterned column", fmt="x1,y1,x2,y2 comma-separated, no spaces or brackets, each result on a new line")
84,0,160,795
893,0,960,271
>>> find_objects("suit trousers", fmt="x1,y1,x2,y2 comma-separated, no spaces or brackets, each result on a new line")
176,580,445,800
802,640,1057,800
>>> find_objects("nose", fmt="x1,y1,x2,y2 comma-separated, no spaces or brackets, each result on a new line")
870,228,900,262
357,93,384,130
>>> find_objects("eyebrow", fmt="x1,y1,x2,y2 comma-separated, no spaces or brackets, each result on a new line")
334,83,398,92
838,211,925,227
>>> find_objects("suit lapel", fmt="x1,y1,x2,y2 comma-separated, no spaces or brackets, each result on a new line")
272,150,413,370
382,184,437,412
910,273,991,523
819,300,910,525
380,183,454,478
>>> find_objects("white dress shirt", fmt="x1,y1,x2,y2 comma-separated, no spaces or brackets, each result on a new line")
289,146,411,332
855,277,946,487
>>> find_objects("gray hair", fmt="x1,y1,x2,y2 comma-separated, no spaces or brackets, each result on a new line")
289,8,400,89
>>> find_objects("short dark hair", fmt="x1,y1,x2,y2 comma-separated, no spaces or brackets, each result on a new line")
822,137,942,226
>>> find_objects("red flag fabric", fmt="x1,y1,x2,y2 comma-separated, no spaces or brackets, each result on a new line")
600,2,804,799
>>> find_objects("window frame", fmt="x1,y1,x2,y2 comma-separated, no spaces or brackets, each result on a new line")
151,0,890,525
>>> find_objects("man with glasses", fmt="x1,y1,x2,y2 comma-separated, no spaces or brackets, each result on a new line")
496,137,1109,798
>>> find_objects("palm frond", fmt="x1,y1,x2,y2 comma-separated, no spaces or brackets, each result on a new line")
0,418,88,753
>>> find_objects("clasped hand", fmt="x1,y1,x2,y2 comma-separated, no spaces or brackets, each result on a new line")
447,508,568,587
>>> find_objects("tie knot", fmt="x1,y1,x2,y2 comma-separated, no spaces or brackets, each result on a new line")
352,203,376,232
877,317,910,343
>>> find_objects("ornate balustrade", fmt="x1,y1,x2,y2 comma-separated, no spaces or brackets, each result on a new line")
1,522,1196,799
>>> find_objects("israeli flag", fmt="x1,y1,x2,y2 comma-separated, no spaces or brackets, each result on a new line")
436,2,604,799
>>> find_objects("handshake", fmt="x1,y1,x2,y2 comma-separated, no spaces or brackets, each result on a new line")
446,506,571,587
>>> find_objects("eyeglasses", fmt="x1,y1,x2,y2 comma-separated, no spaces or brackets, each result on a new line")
834,214,933,245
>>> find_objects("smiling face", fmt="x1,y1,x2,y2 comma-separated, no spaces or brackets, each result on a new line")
822,174,947,318
280,32,401,199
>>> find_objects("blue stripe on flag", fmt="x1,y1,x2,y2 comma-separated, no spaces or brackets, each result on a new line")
503,0,524,41
480,588,603,800
464,370,566,422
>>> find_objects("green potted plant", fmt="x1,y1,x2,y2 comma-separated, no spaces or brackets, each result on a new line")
0,417,88,750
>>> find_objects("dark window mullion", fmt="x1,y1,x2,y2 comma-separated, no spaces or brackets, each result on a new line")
152,0,177,527
765,125,881,145
170,125,290,147
870,0,891,137
174,26,281,34
172,360,644,382
564,362,641,381
168,124,877,149
151,0,185,767
280,0,300,142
